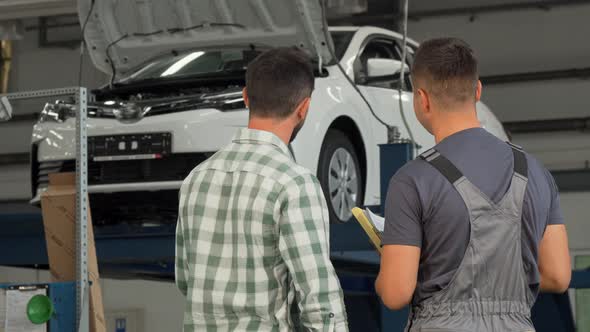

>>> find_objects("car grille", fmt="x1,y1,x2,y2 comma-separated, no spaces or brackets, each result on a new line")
33,153,212,192
89,190,180,225
35,161,64,191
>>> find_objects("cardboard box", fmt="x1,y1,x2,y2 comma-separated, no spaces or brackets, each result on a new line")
41,173,106,332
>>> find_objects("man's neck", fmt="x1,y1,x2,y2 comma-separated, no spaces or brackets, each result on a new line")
432,107,481,144
248,117,292,145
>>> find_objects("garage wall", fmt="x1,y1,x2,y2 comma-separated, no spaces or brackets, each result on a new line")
407,4,590,121
0,3,588,330
0,266,184,332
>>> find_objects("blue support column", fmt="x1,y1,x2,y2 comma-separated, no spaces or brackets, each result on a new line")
49,282,77,332
379,143,414,212
380,305,409,332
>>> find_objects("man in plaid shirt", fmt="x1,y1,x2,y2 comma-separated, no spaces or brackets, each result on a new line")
175,47,348,331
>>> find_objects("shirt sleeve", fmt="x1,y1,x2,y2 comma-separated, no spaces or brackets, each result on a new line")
277,173,348,332
545,168,565,225
381,174,423,248
175,216,189,296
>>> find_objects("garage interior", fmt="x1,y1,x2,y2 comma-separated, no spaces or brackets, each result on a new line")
0,0,589,331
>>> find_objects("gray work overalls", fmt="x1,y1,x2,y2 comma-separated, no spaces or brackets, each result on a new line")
407,143,536,332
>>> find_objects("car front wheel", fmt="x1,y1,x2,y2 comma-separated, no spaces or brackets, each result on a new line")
317,129,363,224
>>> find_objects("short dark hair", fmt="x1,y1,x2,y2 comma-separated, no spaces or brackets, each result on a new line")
245,47,314,119
411,38,478,107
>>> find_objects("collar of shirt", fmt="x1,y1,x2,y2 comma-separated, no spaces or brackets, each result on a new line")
232,128,293,159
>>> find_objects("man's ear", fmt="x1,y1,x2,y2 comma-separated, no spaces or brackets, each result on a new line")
418,88,430,113
295,97,311,120
242,88,250,108
475,80,482,102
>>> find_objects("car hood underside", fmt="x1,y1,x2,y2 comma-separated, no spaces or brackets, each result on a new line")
78,0,335,76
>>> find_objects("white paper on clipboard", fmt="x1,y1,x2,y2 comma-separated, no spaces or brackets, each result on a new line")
5,287,46,332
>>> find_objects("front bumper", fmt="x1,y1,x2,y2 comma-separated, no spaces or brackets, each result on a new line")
30,152,211,203
32,108,248,162
31,108,249,202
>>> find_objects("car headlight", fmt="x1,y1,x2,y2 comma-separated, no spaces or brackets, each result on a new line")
39,101,76,123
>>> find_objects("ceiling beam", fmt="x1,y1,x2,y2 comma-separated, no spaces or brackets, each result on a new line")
481,67,590,85
0,0,76,21
503,117,590,134
3,113,39,122
329,0,590,25
408,0,590,20
0,153,29,166
552,169,590,192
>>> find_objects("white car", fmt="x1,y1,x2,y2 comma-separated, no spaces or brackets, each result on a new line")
31,0,508,224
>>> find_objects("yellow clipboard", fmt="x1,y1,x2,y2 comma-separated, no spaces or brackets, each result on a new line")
351,207,382,255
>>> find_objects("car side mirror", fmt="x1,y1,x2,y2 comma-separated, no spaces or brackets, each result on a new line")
0,96,13,122
366,58,409,80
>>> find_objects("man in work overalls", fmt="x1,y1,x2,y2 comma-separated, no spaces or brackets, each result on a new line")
376,38,571,331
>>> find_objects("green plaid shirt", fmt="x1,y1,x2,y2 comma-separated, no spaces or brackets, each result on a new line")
176,128,348,331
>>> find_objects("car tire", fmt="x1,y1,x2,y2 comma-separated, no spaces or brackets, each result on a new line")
317,129,364,224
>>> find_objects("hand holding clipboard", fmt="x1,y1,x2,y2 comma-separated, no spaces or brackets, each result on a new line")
351,207,384,255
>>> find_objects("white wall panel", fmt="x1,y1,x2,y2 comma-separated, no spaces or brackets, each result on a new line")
0,165,30,200
0,121,34,153
512,132,590,170
483,79,590,122
408,5,590,76
407,4,590,121
560,192,590,251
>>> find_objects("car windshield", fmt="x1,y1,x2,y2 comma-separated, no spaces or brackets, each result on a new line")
116,48,260,84
330,31,355,60
117,31,355,84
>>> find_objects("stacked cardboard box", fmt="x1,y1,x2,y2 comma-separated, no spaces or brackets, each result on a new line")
41,173,106,332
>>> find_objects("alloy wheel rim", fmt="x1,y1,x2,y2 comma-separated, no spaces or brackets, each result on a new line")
328,148,358,221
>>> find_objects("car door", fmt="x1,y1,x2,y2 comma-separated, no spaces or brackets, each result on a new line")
355,36,433,154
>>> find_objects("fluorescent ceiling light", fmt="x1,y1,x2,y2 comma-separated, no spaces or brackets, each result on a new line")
161,51,204,77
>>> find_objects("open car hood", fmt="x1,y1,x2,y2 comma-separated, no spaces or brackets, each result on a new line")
78,0,334,76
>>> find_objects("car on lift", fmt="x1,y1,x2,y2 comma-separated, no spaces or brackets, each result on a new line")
30,0,508,225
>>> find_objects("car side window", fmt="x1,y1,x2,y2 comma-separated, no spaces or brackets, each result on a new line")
355,38,410,91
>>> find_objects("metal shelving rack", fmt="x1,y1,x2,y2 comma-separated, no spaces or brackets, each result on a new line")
0,87,89,332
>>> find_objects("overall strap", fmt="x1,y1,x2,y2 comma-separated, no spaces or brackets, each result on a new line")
508,142,528,178
420,143,528,185
419,149,463,185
